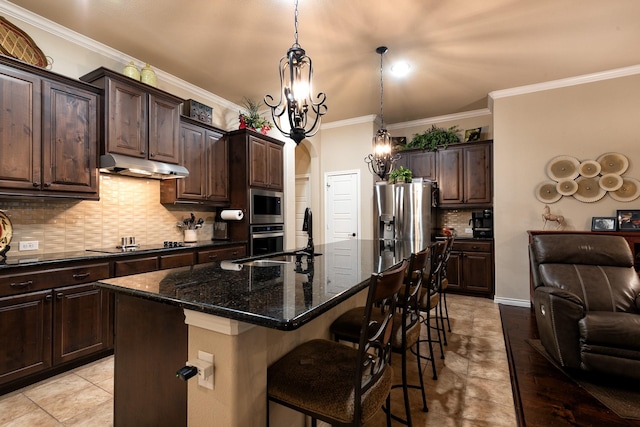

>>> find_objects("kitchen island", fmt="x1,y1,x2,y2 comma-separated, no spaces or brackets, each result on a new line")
96,239,386,427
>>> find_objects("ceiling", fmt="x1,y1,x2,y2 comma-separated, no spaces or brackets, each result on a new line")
7,0,640,125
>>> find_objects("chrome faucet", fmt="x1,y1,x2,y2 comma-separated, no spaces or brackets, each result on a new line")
302,207,314,256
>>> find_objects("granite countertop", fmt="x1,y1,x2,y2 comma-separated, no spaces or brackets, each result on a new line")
0,240,245,269
96,240,383,331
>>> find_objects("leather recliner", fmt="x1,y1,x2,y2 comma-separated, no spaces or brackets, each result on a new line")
529,234,640,379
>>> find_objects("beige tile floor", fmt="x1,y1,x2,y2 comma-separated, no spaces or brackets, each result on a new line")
0,294,515,426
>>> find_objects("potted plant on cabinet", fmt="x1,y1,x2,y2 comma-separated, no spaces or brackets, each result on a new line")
389,166,413,184
404,124,461,151
239,98,272,135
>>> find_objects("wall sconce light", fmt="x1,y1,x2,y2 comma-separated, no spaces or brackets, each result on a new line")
264,0,327,145
365,46,399,179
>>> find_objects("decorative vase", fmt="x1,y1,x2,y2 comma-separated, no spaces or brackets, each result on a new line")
184,229,197,243
140,63,157,87
123,61,140,80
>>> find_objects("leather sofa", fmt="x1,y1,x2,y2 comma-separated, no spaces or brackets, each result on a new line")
529,234,640,379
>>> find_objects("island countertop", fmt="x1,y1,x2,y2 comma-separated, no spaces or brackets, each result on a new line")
96,240,386,331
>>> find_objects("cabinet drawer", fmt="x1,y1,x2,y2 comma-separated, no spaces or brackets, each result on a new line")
114,256,159,277
452,241,493,253
160,252,194,270
197,245,246,264
0,262,110,298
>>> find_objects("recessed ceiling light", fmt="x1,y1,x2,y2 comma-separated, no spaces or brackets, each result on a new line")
391,61,411,77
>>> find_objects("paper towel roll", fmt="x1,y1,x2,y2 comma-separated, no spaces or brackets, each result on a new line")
220,209,244,221
220,260,243,271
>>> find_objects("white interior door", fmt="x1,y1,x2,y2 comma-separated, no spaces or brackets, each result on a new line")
294,175,311,249
325,170,360,243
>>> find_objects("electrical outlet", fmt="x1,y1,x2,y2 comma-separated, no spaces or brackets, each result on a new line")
197,350,214,389
19,241,39,251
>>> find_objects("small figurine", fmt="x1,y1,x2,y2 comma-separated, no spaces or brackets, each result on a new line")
542,205,565,229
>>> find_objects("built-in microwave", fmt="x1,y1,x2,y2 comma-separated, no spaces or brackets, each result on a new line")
249,188,284,224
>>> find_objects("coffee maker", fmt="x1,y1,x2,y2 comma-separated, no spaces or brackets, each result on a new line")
470,209,493,238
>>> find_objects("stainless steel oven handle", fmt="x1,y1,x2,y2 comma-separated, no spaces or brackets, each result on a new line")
251,232,284,239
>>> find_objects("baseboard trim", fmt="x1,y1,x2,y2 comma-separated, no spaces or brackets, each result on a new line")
494,296,531,307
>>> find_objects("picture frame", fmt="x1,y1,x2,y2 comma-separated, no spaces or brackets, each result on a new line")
591,216,616,232
616,210,640,231
391,136,407,152
464,127,481,142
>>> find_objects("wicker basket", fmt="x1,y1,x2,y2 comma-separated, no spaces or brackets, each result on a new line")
0,16,47,67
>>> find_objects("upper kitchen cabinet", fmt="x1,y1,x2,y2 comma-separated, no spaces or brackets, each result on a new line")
160,117,229,206
79,68,183,164
228,129,284,191
395,149,437,181
0,56,99,199
437,141,492,207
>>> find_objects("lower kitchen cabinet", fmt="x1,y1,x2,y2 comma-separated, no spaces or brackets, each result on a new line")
0,284,113,392
445,240,494,298
196,244,246,264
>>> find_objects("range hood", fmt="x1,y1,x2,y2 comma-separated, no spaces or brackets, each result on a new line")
99,153,189,179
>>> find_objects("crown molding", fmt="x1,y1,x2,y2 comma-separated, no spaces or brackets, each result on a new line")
321,114,377,130
387,108,491,131
0,2,241,113
488,64,640,111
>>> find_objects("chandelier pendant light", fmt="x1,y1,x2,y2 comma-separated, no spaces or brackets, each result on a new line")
264,0,327,145
365,46,399,180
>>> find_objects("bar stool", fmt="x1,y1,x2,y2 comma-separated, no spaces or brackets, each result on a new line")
438,234,455,340
413,240,447,380
330,248,431,426
267,260,408,427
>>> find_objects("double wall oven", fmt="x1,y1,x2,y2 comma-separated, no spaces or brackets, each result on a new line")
249,188,284,256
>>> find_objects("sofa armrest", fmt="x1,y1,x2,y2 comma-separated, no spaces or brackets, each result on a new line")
534,286,585,368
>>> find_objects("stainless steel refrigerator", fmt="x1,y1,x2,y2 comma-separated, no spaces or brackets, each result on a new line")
374,181,438,270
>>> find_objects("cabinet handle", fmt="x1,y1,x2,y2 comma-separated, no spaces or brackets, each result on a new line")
140,150,146,155
56,293,64,299
45,294,53,301
150,152,155,157
231,251,238,256
43,182,51,188
208,254,218,260
32,182,40,187
471,246,480,250
10,280,33,289
73,272,90,280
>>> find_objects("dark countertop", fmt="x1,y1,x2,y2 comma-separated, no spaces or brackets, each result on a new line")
96,240,383,331
0,240,245,270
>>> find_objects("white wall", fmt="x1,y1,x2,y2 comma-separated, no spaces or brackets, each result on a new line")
492,70,640,303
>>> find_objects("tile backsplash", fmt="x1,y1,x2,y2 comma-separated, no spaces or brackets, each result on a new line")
438,209,475,238
0,174,216,254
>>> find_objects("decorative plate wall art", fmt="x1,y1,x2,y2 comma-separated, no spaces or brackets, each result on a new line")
535,152,638,203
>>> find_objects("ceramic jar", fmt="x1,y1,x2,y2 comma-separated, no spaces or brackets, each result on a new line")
123,61,140,80
184,229,197,243
140,63,157,87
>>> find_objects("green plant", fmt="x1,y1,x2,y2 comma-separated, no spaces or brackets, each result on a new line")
389,166,413,183
239,97,272,134
405,125,461,151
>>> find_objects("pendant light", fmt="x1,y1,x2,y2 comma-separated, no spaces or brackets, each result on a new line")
365,46,399,180
264,0,327,145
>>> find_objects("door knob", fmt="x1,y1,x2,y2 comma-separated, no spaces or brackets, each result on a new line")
352,233,356,237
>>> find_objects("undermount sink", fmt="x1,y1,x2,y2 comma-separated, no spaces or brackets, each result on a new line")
239,252,322,267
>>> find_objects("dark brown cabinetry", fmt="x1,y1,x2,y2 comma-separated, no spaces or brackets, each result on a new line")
437,141,492,207
395,149,437,181
0,57,100,199
80,68,183,165
445,240,494,298
160,118,229,205
196,244,246,264
0,260,112,393
229,129,284,191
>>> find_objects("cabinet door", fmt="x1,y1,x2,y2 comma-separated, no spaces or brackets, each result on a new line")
461,252,493,293
207,132,229,203
106,78,147,158
52,284,111,365
463,143,492,205
403,151,436,181
267,142,283,190
0,290,52,385
42,80,99,195
437,147,464,205
177,122,207,201
444,251,462,291
0,65,41,191
148,93,180,164
249,135,268,187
